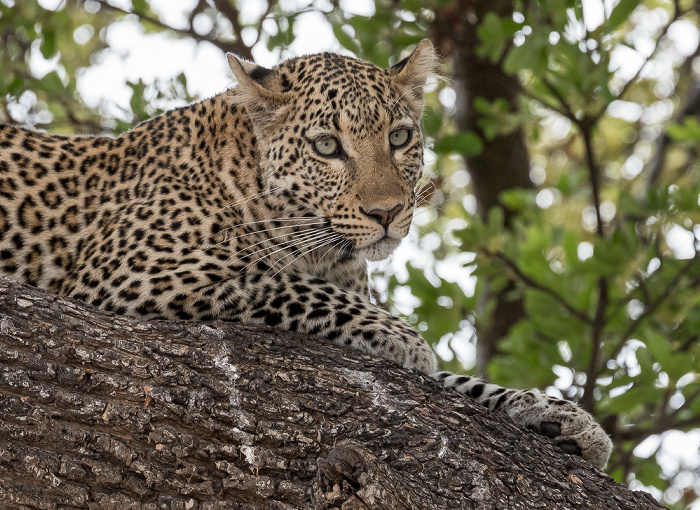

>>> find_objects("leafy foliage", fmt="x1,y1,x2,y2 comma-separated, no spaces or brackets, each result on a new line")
2,0,699,507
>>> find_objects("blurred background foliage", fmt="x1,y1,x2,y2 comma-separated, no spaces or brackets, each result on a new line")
2,0,700,507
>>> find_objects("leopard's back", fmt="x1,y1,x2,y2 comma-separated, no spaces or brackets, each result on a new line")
0,98,267,309
0,126,107,293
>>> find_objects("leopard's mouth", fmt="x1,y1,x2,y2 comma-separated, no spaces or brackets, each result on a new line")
329,213,409,261
354,235,402,261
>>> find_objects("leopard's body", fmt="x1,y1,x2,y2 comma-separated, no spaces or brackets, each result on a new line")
0,40,612,468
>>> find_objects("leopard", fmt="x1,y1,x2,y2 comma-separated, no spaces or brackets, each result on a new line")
0,39,612,469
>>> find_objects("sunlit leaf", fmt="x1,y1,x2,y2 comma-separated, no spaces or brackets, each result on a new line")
433,132,483,156
607,0,643,30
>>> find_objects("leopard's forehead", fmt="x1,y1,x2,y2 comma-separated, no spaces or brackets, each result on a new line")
277,52,392,93
275,53,410,137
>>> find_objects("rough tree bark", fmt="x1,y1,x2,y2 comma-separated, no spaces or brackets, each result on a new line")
0,277,665,509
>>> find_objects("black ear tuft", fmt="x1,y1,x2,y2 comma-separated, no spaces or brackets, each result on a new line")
226,53,288,132
389,39,436,117
250,66,274,82
390,56,410,73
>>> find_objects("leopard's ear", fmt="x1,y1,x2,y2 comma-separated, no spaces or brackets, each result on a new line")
227,54,287,128
389,39,436,117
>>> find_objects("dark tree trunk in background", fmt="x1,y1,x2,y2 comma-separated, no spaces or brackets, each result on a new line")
0,278,666,509
433,0,533,375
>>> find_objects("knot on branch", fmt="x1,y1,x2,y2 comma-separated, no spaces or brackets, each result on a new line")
314,441,396,509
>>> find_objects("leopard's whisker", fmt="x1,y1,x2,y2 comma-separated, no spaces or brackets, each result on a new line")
415,184,433,200
252,228,338,270
205,217,327,252
263,233,343,284
218,216,324,234
207,220,328,252
256,233,341,284
239,227,336,269
229,220,327,239
412,187,448,215
242,225,333,259
314,236,347,273
220,223,330,259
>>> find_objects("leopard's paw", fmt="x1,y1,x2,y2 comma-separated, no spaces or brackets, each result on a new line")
507,393,612,469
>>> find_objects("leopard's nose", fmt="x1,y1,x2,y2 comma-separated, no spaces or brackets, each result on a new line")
360,204,403,229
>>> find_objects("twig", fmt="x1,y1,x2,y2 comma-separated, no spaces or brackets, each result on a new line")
645,70,700,188
516,82,574,120
209,0,253,59
581,278,608,412
253,1,277,47
605,256,700,366
93,0,252,58
542,77,579,122
592,1,682,124
619,413,700,442
484,250,593,325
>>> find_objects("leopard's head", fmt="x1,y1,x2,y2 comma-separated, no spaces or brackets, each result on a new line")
228,40,435,261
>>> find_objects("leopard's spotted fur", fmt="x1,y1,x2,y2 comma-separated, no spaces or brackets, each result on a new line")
0,40,612,468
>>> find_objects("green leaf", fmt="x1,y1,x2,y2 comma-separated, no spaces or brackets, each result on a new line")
500,189,536,211
391,32,425,49
618,193,647,217
667,117,700,141
421,105,443,136
42,71,65,94
503,30,549,75
608,385,659,413
433,132,483,156
477,12,521,63
332,24,358,54
477,12,507,63
41,30,57,58
8,76,23,95
132,0,147,12
607,0,642,30
401,0,423,10
644,331,672,367
127,80,148,120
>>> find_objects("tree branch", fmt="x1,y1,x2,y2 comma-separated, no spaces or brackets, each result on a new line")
92,0,253,59
487,251,594,325
596,1,682,124
443,1,535,374
209,0,248,51
645,69,700,189
581,278,608,412
619,414,700,443
516,81,576,121
605,255,700,366
0,277,666,509
541,77,579,122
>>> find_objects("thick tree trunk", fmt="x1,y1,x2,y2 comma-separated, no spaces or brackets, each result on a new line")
433,1,532,374
0,277,664,509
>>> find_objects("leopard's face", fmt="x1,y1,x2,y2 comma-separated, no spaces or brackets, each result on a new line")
262,70,424,262
229,44,433,262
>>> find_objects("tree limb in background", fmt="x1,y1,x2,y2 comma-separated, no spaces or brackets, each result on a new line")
92,0,254,59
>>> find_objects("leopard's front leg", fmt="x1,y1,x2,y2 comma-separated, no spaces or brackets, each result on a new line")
202,272,438,374
433,372,613,469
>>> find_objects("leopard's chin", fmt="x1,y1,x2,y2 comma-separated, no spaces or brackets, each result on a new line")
356,237,401,261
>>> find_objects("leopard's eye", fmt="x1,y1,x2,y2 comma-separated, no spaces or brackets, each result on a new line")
313,136,342,157
389,128,411,148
